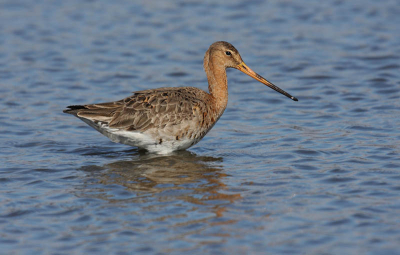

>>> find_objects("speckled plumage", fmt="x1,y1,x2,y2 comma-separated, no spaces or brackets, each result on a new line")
64,41,298,153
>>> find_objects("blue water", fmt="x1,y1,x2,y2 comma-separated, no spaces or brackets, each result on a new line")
1,0,400,254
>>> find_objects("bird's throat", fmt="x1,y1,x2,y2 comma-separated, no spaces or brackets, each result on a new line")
204,54,228,114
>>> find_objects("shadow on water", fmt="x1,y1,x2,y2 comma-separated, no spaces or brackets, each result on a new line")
78,151,241,217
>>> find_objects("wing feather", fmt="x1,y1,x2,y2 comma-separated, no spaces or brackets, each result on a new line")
64,87,211,133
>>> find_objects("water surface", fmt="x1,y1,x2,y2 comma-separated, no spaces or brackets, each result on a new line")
1,0,400,254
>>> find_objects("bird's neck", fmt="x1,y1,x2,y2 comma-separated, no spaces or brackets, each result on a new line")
204,51,228,114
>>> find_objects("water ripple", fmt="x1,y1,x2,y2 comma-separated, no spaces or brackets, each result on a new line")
0,0,400,254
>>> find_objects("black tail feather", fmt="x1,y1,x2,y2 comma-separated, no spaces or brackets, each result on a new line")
63,105,88,114
66,105,88,110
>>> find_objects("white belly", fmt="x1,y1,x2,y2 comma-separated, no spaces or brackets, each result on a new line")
80,118,199,154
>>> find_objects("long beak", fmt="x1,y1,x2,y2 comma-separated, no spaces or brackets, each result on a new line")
236,62,298,101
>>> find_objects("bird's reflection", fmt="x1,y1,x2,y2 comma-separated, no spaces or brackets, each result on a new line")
80,150,241,217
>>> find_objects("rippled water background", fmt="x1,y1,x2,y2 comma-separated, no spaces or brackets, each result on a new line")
1,0,400,254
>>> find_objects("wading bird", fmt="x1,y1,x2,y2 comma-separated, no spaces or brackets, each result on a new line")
64,41,298,153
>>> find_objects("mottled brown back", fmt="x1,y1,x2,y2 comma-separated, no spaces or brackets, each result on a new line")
64,87,219,136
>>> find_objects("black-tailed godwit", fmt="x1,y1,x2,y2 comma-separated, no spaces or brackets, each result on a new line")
64,41,298,153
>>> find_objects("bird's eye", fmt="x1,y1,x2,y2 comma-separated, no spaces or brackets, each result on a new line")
225,51,231,56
